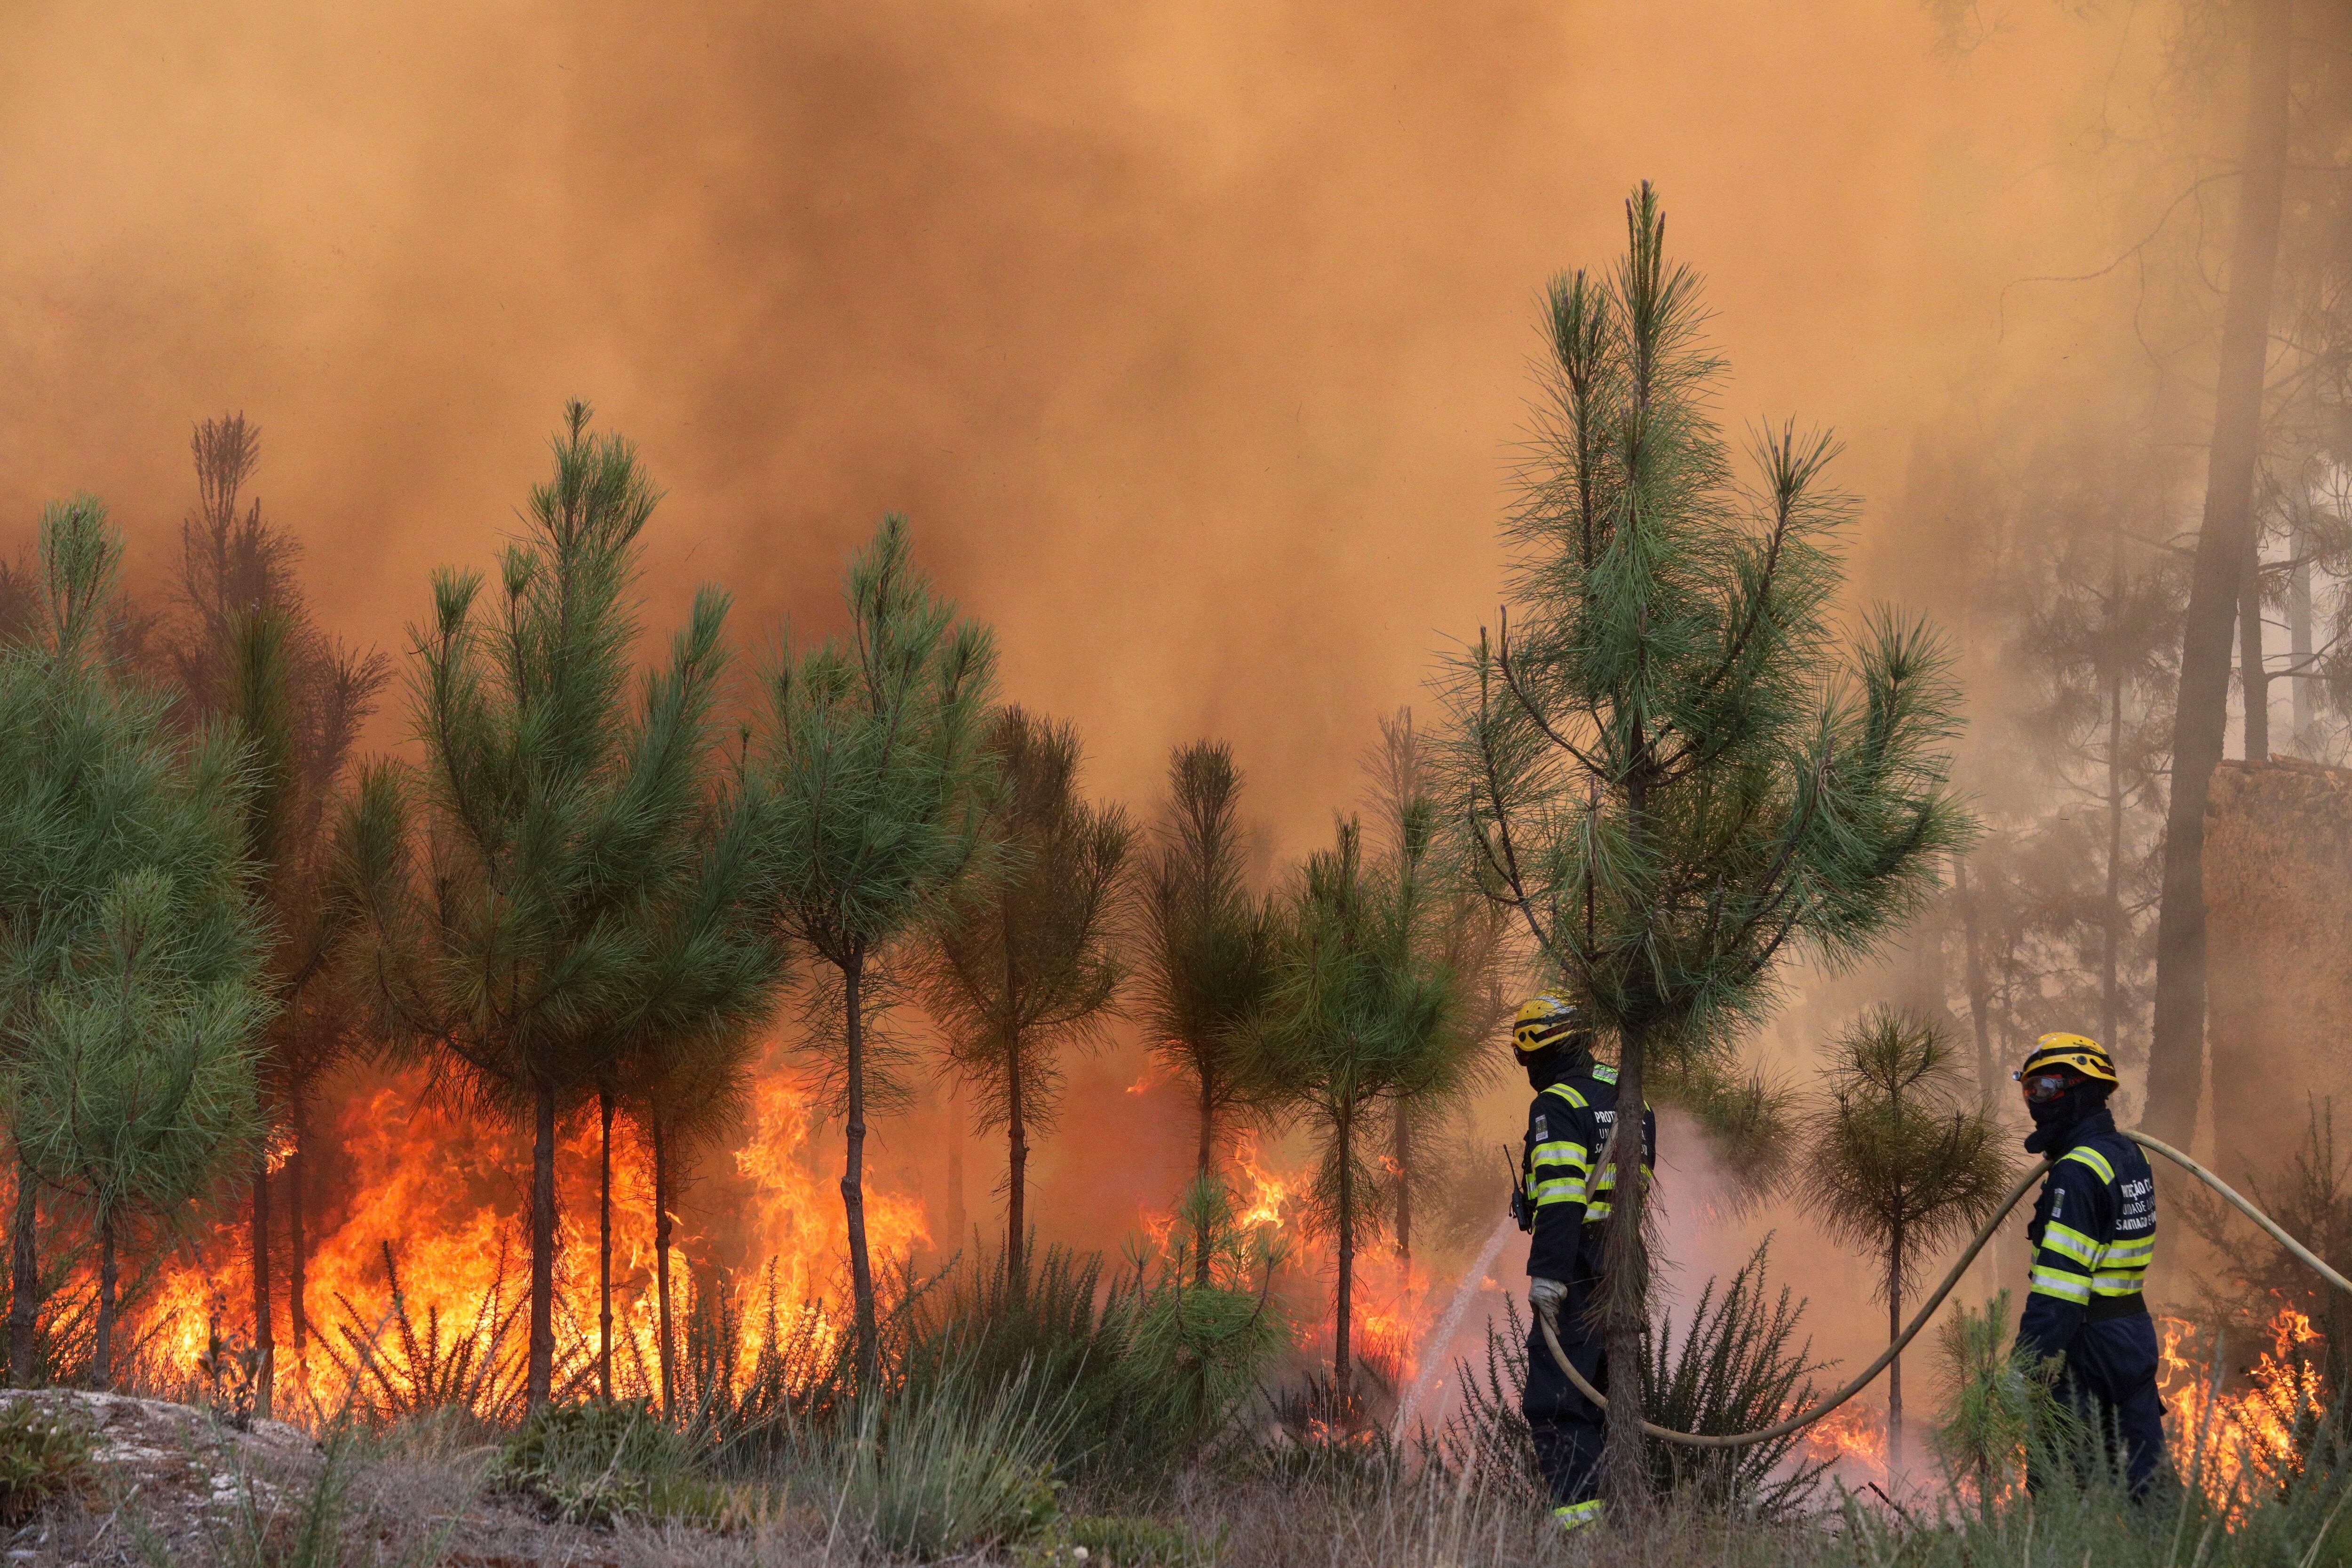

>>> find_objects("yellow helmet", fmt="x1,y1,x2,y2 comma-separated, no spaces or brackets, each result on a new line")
2017,1032,2119,1087
1513,994,1589,1059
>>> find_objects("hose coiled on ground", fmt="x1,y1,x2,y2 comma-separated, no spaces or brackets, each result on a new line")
1534,1129,2352,1449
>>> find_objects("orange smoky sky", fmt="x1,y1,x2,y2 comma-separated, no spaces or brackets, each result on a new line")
0,0,2152,858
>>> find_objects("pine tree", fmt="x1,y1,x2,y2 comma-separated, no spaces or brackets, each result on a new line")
1256,811,1459,1418
14,872,268,1386
918,707,1131,1279
0,498,270,1387
1363,711,1511,1266
1436,186,1971,1502
170,415,391,1416
746,515,997,1391
1797,1008,2011,1478
342,403,775,1410
1136,741,1279,1285
2147,0,2297,1147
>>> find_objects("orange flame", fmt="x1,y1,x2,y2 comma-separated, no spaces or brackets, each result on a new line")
2161,1305,2327,1513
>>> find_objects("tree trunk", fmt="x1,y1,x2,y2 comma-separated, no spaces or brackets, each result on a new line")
1194,1065,1216,1288
2104,571,2124,1057
1006,1032,1027,1284
527,1077,557,1411
1003,927,1026,1285
2145,0,2295,1150
1887,1231,1904,1482
93,1218,116,1391
2242,534,2270,761
251,1159,274,1420
840,950,879,1394
652,1113,675,1418
1956,857,1996,1106
946,1076,966,1257
2291,517,2314,748
1333,1098,1354,1418
9,1156,37,1387
598,1086,615,1404
1598,1016,1652,1510
288,1109,308,1355
1392,1103,1412,1266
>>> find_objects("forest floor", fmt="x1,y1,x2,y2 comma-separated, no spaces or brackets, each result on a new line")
0,1388,728,1568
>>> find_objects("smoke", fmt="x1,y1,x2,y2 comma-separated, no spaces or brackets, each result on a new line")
0,0,2239,1398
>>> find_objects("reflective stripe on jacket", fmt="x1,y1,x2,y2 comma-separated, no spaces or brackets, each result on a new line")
2016,1108,2156,1364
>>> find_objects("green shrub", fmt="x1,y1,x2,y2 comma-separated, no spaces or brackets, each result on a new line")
1438,1243,1827,1520
493,1399,727,1528
0,1395,94,1526
841,1367,1071,1559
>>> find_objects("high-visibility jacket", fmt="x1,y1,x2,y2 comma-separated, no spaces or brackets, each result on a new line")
1522,1060,1657,1289
2017,1107,2157,1363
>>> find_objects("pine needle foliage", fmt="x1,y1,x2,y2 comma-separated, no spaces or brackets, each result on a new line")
1136,741,1280,1281
341,402,777,1411
920,706,1133,1276
0,498,270,1389
1797,1006,2012,1475
745,513,998,1393
1434,183,1972,1500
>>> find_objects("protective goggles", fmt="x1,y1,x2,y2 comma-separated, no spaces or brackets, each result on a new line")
2015,1070,2074,1105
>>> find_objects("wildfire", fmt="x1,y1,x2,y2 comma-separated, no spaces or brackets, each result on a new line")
1801,1398,1886,1481
2160,1306,2328,1511
1230,1130,1291,1231
123,1060,933,1423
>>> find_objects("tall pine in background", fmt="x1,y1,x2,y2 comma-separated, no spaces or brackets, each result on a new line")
171,415,390,1415
1438,186,1969,1502
1363,711,1512,1266
747,515,997,1391
919,707,1131,1279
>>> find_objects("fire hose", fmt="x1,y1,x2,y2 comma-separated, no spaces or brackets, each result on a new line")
1534,1129,2352,1449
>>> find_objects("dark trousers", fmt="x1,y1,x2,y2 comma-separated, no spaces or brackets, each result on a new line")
2029,1311,2166,1501
1523,1315,1606,1508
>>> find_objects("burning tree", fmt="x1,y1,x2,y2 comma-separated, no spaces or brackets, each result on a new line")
1797,1008,2011,1477
343,403,774,1410
1436,185,1970,1503
1256,811,1461,1417
746,514,997,1392
0,499,269,1388
170,415,391,1417
919,707,1132,1280
1136,740,1280,1284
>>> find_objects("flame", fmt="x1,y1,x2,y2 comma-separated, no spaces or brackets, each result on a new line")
1801,1398,1886,1481
1230,1130,1292,1231
2160,1305,2327,1512
127,1060,930,1421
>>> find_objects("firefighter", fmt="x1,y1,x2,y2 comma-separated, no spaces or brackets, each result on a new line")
1513,993,1655,1532
2012,1032,2164,1499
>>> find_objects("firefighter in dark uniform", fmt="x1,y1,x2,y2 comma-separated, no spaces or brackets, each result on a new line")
2013,1032,2165,1499
1512,994,1655,1532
